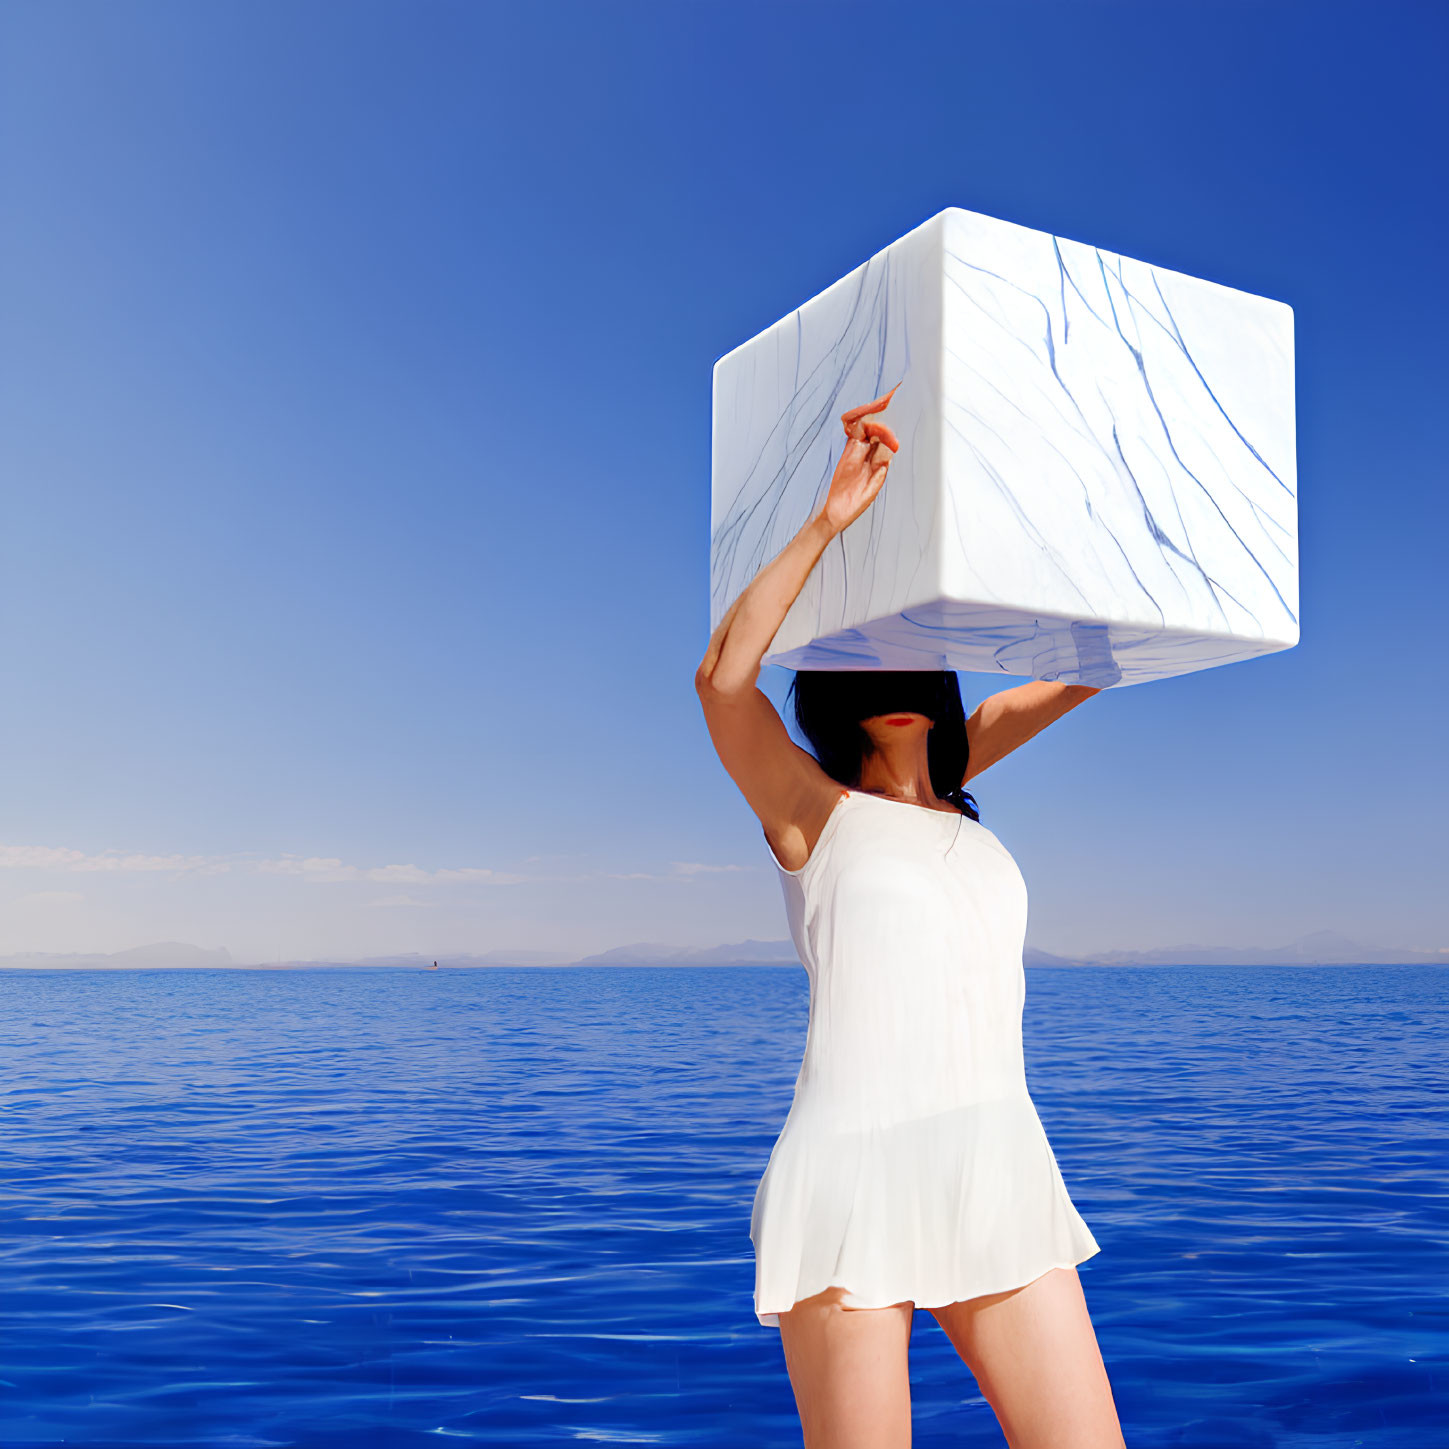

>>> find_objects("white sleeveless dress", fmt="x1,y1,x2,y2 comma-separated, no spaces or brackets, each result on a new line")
751,788,1100,1327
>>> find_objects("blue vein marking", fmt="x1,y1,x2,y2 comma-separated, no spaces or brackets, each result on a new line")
1110,273,1294,574
1053,236,1113,331
1092,252,1299,627
1148,268,1293,496
941,411,1095,612
943,257,1197,620
943,242,1294,628
711,262,885,613
1104,412,1231,628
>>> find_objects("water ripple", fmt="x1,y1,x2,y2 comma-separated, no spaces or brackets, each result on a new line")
0,964,1444,1445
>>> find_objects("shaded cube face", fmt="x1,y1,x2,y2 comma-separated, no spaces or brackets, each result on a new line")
709,207,1297,688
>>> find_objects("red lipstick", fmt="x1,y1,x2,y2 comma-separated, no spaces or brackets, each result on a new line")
885,715,915,725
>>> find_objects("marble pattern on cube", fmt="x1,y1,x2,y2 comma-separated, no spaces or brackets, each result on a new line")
709,206,1298,687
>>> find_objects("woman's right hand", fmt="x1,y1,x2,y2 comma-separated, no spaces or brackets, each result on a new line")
820,383,902,534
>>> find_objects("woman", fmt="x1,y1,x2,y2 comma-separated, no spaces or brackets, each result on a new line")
694,386,1126,1448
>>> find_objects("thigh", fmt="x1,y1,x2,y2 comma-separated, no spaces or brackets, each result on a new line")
928,1267,1124,1449
776,1286,915,1449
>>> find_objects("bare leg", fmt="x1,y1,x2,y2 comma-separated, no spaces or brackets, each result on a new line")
776,1286,915,1449
928,1267,1124,1449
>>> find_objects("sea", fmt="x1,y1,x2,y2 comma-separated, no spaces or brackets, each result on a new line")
0,963,1444,1448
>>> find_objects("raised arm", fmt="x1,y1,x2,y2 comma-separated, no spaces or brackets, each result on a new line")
964,681,1101,784
695,384,901,870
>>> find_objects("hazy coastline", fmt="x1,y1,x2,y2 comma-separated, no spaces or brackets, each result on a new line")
3,929,1444,972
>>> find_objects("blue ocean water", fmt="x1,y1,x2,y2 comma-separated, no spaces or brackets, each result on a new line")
0,964,1444,1447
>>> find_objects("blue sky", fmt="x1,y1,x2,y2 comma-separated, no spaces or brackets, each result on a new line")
1,0,1445,963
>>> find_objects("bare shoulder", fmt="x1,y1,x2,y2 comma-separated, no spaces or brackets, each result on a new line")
762,779,850,874
694,680,847,873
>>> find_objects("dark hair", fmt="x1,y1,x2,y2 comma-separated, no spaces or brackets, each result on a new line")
786,669,981,822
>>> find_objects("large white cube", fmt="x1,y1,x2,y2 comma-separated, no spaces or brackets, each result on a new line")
709,206,1298,687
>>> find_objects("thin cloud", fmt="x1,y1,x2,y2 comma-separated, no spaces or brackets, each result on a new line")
0,844,227,875
0,842,744,889
0,841,523,885
596,862,755,882
2,889,86,906
256,856,525,886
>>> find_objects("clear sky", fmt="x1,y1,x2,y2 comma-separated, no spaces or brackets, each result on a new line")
1,0,1445,964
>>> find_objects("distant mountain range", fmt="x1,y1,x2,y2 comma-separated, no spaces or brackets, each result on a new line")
562,928,1446,968
1,929,1443,970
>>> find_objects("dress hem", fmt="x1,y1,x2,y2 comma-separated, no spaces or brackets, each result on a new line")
753,1244,1101,1329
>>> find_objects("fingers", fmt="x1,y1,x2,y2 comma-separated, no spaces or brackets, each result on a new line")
842,425,899,458
862,420,899,452
840,381,902,445
840,381,902,427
